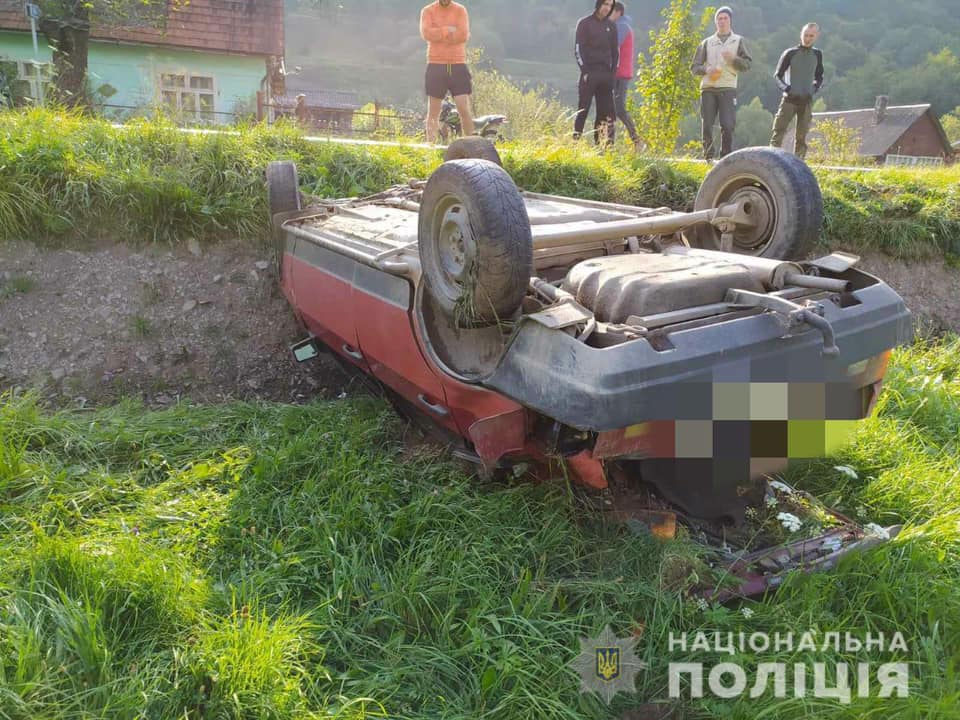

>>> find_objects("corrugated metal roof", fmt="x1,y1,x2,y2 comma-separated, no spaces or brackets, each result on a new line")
0,0,284,57
280,88,362,111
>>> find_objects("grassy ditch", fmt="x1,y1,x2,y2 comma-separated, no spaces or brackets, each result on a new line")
1,336,958,718
1,109,960,260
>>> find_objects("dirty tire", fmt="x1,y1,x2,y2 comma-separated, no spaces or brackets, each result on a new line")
267,161,301,216
693,147,822,260
266,161,301,274
443,137,503,166
418,159,532,327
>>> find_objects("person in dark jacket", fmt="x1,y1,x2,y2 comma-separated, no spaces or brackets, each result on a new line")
573,0,619,146
690,6,752,160
770,23,824,160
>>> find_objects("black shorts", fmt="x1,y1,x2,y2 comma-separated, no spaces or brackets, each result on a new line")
425,63,472,99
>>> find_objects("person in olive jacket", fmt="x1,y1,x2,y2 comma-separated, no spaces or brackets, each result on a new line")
573,0,619,146
770,23,824,160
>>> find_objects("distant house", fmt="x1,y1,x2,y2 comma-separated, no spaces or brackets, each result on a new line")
0,0,284,123
277,87,362,133
785,96,955,166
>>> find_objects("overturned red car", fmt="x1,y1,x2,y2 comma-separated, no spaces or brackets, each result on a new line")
267,140,912,597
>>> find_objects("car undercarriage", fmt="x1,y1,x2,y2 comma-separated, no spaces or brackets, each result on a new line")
267,140,912,599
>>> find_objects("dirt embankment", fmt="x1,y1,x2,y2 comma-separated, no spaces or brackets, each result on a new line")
856,252,960,335
1,240,957,408
0,240,350,408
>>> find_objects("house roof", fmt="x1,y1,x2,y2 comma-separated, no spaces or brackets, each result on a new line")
0,0,284,57
280,88,362,111
785,103,950,158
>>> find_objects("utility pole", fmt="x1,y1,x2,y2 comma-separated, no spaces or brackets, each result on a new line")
24,2,41,56
24,3,45,104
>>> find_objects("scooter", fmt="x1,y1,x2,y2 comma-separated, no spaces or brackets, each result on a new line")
439,99,507,142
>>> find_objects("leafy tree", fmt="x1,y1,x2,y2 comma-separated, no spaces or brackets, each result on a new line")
940,108,960,144
632,0,712,155
733,97,775,150
824,36,868,75
828,55,894,111
37,0,177,107
808,118,862,164
891,48,960,115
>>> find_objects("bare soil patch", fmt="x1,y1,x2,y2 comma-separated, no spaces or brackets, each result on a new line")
856,250,960,335
0,239,350,408
1,240,956,409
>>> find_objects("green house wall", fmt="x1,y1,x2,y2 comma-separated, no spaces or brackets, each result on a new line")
0,30,266,121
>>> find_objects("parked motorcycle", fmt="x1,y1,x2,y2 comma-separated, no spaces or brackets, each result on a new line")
438,99,507,142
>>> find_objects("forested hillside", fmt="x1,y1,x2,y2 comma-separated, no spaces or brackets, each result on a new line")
286,0,960,139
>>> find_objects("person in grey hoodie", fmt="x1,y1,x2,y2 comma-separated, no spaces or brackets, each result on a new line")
770,23,824,160
690,6,752,160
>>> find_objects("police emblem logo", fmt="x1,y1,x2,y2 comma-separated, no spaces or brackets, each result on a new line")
573,625,646,704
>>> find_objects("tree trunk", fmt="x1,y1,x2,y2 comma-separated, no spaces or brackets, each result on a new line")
40,4,91,109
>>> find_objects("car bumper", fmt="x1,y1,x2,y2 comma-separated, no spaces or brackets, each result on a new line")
486,282,912,432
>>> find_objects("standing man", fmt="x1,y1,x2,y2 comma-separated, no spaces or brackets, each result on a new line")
294,94,309,127
770,23,824,160
610,2,640,149
574,0,619,147
420,0,473,144
691,6,752,161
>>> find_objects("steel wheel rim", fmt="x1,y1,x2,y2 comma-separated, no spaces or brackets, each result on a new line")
432,194,473,293
709,173,779,255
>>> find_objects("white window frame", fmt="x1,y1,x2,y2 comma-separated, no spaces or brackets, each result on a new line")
16,60,53,103
159,71,216,121
884,153,943,168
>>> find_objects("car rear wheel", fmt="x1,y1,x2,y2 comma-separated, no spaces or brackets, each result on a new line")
443,137,503,166
266,161,301,274
418,159,532,327
692,147,822,260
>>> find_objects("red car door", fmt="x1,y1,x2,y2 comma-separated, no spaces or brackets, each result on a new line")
351,265,458,434
287,239,368,370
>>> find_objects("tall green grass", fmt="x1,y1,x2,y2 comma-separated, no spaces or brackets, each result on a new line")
1,337,958,718
0,109,436,245
2,108,959,259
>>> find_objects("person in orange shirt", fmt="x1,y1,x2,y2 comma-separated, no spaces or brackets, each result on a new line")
420,0,474,143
